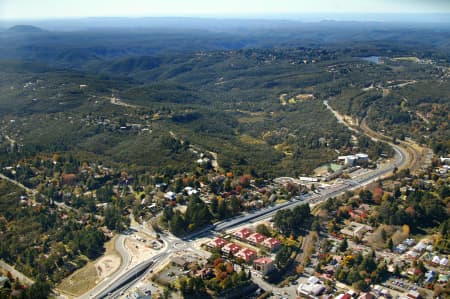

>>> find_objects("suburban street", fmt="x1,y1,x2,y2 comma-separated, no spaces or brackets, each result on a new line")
91,135,409,298
0,99,413,299
57,98,412,298
0,96,412,299
1,6,448,299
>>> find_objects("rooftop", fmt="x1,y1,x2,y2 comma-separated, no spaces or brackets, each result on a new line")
254,257,273,264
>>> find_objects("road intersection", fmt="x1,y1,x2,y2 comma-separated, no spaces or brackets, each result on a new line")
90,138,407,298
80,100,412,298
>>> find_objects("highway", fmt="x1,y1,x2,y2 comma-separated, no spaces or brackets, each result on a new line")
92,142,407,298
78,235,130,299
81,101,410,298
212,139,406,233
96,257,159,299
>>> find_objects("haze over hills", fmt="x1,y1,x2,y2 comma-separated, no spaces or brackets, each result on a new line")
2,13,450,29
1,17,450,71
0,10,449,299
7,24,46,32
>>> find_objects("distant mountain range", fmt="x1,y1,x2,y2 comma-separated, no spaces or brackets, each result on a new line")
0,18,449,71
8,25,45,33
2,14,450,31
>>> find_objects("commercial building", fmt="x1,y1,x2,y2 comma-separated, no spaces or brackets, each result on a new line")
338,153,369,166
297,276,326,297
340,222,373,239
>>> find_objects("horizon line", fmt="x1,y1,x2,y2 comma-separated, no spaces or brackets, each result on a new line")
2,12,450,22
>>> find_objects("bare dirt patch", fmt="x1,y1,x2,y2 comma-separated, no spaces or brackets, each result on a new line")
57,261,96,298
57,236,121,298
239,134,266,145
95,254,121,280
124,237,155,267
279,93,314,105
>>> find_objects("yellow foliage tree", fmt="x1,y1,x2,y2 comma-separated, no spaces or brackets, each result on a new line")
402,224,410,236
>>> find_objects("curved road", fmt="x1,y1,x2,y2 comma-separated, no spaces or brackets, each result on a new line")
94,140,408,298
80,101,411,298
78,235,130,299
324,99,420,173
360,117,421,173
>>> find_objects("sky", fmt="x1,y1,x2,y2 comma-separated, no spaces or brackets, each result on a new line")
1,0,450,20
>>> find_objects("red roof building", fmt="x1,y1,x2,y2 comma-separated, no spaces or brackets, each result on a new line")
358,293,376,299
235,248,257,262
206,238,228,249
253,257,274,275
349,209,367,221
233,228,253,240
221,243,242,255
247,233,266,245
262,237,281,251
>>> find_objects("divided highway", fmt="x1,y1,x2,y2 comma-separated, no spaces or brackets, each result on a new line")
78,236,130,299
93,142,407,298
81,101,410,298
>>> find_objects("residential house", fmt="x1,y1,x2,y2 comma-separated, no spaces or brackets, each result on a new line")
413,242,427,253
403,238,416,247
372,285,393,298
406,290,421,299
247,233,266,245
431,255,441,266
262,237,281,252
358,292,376,299
184,186,198,196
233,228,253,240
438,274,449,283
406,251,420,259
172,257,189,268
253,257,274,275
396,244,408,254
221,243,241,255
129,289,150,299
235,248,256,263
349,209,368,221
192,268,215,280
164,191,176,201
425,270,436,284
206,238,228,249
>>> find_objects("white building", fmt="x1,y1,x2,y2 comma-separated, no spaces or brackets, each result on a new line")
340,222,372,239
338,153,369,166
297,276,326,297
164,191,176,200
